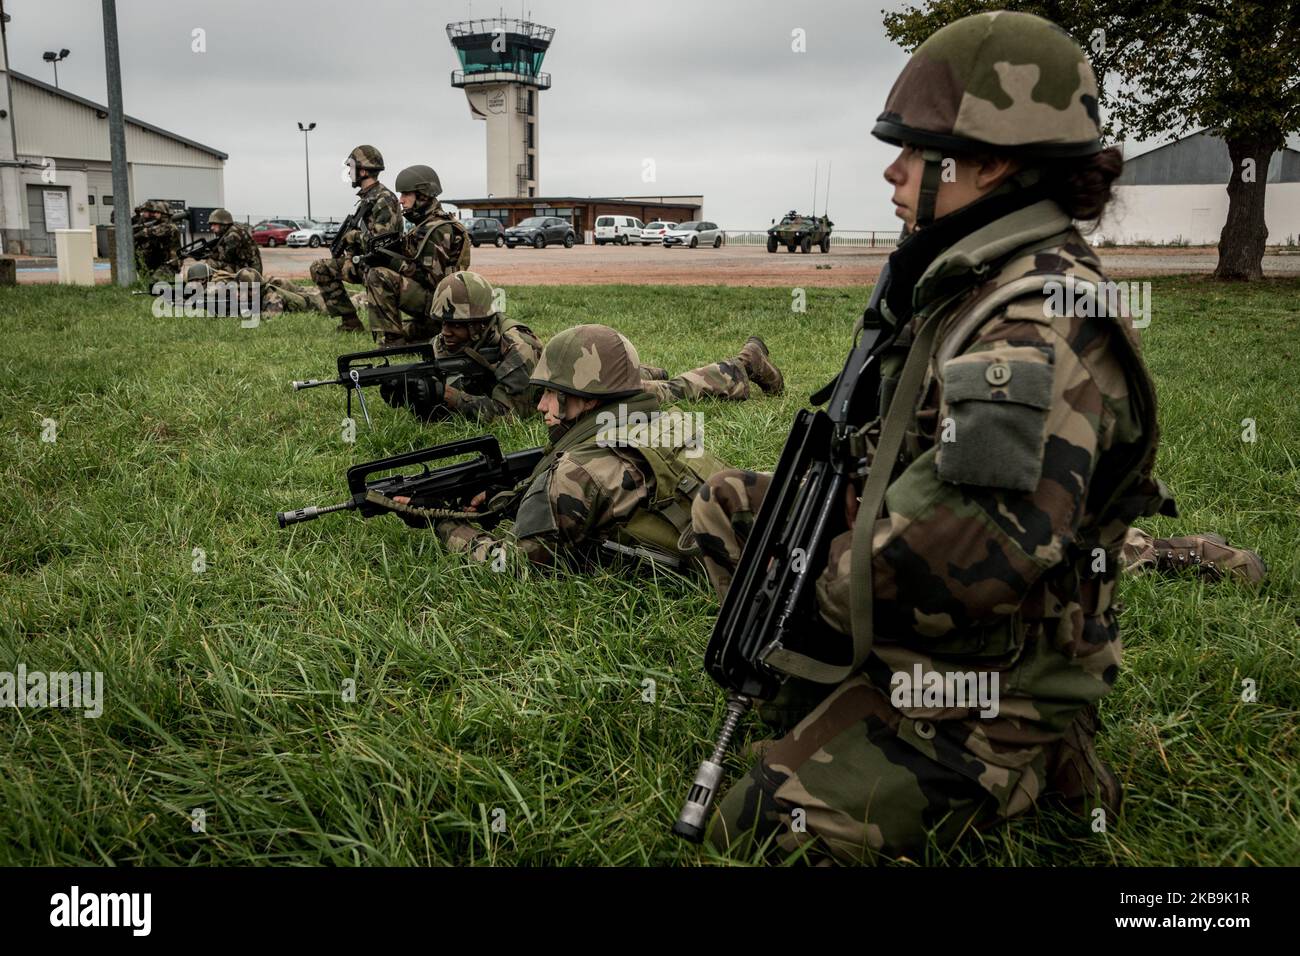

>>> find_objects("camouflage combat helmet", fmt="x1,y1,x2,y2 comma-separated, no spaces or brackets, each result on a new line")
208,208,233,225
394,164,442,200
432,271,496,322
185,261,213,283
531,324,643,400
347,145,385,172
872,11,1102,227
144,199,172,216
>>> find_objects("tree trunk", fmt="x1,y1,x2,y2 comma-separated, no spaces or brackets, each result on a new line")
1214,134,1277,280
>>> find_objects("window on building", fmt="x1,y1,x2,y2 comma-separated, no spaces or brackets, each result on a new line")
103,195,114,206
529,187,535,198
87,195,96,205
525,122,534,148
527,154,535,180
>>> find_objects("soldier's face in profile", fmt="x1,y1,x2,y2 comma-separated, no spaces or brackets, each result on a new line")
399,192,417,212
538,389,596,427
883,145,1019,229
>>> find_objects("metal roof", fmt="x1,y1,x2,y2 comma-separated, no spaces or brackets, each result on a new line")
11,71,229,160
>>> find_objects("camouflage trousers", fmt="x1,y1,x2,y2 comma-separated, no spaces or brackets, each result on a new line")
233,269,326,315
641,358,750,404
308,255,366,319
364,266,438,341
689,469,1133,863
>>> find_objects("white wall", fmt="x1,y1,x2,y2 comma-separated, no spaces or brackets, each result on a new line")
1098,183,1300,245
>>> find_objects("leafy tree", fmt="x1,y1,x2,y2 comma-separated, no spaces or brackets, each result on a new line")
882,1,1300,279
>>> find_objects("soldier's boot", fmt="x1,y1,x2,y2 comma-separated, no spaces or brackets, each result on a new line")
335,312,365,333
1045,704,1122,820
638,364,670,381
737,336,784,396
1153,533,1267,584
375,331,408,348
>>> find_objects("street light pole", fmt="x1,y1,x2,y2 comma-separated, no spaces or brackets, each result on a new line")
42,48,69,89
297,122,315,220
99,4,132,286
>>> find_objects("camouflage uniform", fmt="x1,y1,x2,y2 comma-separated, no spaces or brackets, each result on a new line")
426,271,544,422
233,269,327,315
642,337,784,404
309,174,403,328
205,222,263,274
181,263,325,317
365,202,470,344
380,325,730,570
692,12,1175,863
132,201,181,284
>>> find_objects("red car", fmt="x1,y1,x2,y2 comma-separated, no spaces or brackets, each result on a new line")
252,220,307,247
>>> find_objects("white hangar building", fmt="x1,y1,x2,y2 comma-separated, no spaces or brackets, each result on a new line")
1098,131,1300,246
0,68,227,256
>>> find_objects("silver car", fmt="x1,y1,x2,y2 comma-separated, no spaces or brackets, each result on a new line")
663,220,722,248
285,220,327,248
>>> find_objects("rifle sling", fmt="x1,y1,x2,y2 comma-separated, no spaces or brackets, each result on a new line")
763,307,945,684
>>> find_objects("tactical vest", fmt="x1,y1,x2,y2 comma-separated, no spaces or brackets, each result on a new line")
813,203,1175,689
511,401,726,566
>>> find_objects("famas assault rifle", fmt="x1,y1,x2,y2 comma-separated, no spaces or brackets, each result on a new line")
276,435,543,529
672,263,896,843
177,233,219,260
291,342,502,426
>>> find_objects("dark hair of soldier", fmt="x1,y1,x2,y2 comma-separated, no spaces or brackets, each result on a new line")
959,146,1124,227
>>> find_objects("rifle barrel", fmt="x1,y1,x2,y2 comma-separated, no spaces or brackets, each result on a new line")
277,500,354,527
291,378,342,391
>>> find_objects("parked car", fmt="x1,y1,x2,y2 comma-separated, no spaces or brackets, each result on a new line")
594,215,643,245
663,221,722,248
286,221,328,248
465,217,506,248
637,221,678,245
322,221,342,243
252,220,307,247
503,216,576,249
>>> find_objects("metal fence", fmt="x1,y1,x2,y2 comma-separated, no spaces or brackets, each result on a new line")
723,230,900,248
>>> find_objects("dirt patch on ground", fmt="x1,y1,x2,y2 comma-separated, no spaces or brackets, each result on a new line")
13,244,1300,287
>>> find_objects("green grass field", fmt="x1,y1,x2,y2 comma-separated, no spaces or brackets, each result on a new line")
1,277,1297,866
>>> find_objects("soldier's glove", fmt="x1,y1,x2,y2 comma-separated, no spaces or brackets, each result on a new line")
378,373,444,414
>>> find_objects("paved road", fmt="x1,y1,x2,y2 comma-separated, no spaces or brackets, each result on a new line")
14,245,1300,286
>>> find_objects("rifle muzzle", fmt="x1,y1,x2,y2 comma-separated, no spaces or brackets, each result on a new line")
276,500,353,527
291,379,336,391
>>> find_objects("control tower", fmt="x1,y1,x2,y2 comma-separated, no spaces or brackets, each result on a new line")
447,18,554,198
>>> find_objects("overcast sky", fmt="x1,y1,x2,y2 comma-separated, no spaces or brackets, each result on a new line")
5,0,1086,228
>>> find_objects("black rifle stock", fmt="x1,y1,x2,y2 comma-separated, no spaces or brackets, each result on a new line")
672,263,894,843
330,196,379,261
177,234,218,260
276,435,543,529
291,343,501,426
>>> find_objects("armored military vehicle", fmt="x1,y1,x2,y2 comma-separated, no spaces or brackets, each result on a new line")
766,210,832,253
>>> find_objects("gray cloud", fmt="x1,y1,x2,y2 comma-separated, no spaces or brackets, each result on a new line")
3,0,926,229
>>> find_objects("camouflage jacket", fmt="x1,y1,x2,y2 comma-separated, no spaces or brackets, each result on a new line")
345,181,403,254
133,220,181,270
396,202,470,291
814,198,1170,816
433,314,543,421
433,398,724,568
206,223,263,274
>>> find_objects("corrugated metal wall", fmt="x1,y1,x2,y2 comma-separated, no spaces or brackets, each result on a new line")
1120,132,1300,185
11,77,222,169
131,164,223,208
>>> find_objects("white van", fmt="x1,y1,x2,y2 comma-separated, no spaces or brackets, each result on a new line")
594,215,644,245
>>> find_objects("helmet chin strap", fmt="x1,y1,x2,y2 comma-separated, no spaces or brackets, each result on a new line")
914,148,945,229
